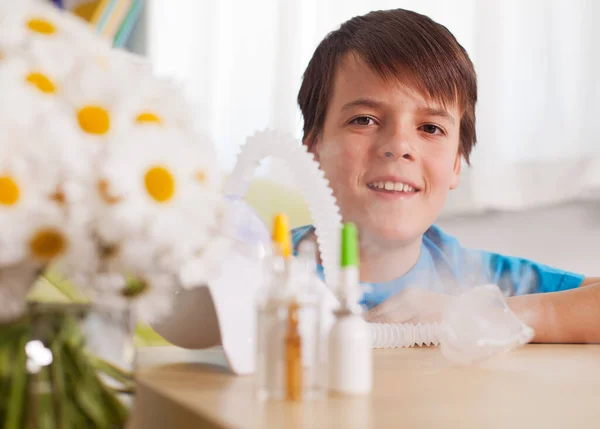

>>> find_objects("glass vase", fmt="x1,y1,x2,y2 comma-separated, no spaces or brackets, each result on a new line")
0,302,136,429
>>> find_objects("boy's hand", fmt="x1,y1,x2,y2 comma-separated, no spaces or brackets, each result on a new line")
364,287,456,324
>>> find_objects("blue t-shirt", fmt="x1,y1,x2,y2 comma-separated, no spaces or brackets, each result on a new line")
292,224,584,310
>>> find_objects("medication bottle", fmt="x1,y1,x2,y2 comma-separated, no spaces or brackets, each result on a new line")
327,223,372,395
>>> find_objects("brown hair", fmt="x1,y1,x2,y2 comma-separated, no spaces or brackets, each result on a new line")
297,9,477,163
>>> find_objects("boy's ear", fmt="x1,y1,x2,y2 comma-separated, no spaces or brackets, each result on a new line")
449,151,462,190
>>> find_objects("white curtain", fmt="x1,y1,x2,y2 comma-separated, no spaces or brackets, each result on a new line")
145,0,600,214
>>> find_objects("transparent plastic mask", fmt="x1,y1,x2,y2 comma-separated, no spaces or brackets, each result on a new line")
440,284,535,365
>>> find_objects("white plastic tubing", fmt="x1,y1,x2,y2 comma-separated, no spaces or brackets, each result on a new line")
370,323,443,348
223,130,342,289
224,130,440,349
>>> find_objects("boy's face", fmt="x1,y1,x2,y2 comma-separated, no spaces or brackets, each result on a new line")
311,54,462,248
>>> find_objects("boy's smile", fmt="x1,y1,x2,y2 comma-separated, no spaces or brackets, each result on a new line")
310,53,463,249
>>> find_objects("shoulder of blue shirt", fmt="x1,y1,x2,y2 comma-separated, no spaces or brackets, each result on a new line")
291,224,585,295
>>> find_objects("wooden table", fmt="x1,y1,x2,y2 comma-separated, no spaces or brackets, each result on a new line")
129,345,600,429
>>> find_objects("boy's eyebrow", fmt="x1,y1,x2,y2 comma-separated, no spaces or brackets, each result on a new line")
417,107,456,125
340,98,384,112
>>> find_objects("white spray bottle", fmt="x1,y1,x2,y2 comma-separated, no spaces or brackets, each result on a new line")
327,223,372,395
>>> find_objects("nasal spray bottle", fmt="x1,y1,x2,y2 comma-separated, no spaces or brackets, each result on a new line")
328,223,372,395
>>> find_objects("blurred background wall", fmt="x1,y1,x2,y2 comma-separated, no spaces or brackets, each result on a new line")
123,0,600,276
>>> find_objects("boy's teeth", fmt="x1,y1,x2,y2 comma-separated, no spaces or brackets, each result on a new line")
369,181,416,192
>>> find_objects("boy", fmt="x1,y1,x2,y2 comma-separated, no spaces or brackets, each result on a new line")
293,9,600,343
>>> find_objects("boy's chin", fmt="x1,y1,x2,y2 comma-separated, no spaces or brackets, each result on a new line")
361,222,424,247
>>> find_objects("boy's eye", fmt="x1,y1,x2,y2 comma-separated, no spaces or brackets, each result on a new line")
420,124,444,135
349,116,376,126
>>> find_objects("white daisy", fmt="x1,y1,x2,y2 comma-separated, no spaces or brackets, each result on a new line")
89,271,177,325
178,204,232,288
0,59,62,129
0,202,95,274
0,0,109,60
48,219,99,287
0,84,93,207
0,131,95,269
0,56,60,95
0,134,65,266
92,232,183,283
60,60,140,147
94,128,223,253
112,75,197,132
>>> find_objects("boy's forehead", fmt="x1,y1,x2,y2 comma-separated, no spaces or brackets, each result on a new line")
332,53,457,113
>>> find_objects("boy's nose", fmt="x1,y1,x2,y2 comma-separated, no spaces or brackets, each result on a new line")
381,150,412,160
377,140,415,161
377,124,415,161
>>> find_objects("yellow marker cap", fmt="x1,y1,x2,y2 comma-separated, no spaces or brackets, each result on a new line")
272,213,292,258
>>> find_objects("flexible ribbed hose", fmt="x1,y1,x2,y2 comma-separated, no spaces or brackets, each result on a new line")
224,129,342,289
370,323,444,348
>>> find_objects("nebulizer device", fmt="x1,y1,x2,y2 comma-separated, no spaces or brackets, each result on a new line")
154,130,342,375
156,129,534,377
370,284,535,364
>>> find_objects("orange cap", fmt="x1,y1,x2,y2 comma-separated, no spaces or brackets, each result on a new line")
272,213,292,258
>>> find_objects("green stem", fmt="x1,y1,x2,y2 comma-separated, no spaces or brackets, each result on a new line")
110,386,136,395
88,354,134,387
32,366,57,429
50,340,68,429
5,334,29,429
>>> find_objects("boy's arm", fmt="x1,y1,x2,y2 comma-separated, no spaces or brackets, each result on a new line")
508,278,600,343
580,277,600,287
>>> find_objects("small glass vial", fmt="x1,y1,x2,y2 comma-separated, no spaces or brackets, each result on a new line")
255,245,287,400
255,240,324,400
292,240,325,399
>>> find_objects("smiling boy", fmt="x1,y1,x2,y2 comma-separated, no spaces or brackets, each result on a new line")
293,9,600,343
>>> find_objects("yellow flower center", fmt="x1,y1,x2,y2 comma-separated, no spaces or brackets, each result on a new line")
49,186,65,205
144,166,175,203
77,105,110,135
136,112,162,124
100,244,119,259
27,18,56,35
95,54,111,70
0,176,20,206
97,179,121,205
194,170,207,183
29,228,67,261
26,72,57,94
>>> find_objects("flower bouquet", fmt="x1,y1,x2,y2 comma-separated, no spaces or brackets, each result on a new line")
0,1,229,427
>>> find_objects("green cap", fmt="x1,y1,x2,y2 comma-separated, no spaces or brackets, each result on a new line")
341,222,359,268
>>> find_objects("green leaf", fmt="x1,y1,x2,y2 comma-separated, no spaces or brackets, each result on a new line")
88,354,134,387
63,344,111,428
5,335,29,429
33,367,57,429
0,322,29,348
0,345,11,417
50,340,69,429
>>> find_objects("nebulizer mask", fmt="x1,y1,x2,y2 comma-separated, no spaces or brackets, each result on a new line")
160,130,534,374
